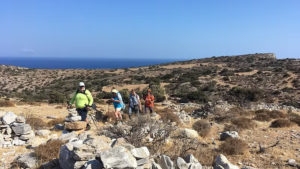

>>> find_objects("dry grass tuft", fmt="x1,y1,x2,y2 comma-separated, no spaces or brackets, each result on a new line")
289,113,300,126
219,138,248,155
25,115,48,130
47,118,65,127
34,139,65,164
0,100,15,107
231,117,256,130
55,105,63,109
192,120,211,137
270,119,293,128
158,109,181,124
254,109,286,122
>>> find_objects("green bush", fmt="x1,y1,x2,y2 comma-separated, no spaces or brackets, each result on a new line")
229,87,263,102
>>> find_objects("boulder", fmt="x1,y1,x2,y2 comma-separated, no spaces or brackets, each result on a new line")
15,152,38,169
65,121,86,130
177,157,189,169
220,131,239,141
131,147,150,159
59,143,77,169
100,146,137,168
159,155,175,169
180,128,199,139
2,112,17,124
12,124,32,135
214,154,239,169
36,129,51,136
16,116,26,123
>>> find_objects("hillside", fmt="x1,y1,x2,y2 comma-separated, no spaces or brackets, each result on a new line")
0,53,300,169
0,53,299,108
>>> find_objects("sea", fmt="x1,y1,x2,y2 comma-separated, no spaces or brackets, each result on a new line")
0,57,181,69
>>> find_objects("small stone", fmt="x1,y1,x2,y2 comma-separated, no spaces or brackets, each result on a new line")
58,132,78,141
36,129,51,136
55,124,64,130
20,130,35,141
180,128,199,139
46,115,57,119
12,138,26,146
131,147,150,159
72,150,95,161
16,116,26,123
188,163,202,169
152,162,163,169
159,155,175,169
185,154,199,164
214,154,239,169
220,131,239,141
288,159,297,167
177,157,189,169
66,116,82,122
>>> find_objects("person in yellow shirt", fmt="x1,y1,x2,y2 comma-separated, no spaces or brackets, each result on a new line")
68,82,93,130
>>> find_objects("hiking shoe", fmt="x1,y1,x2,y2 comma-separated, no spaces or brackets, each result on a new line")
85,124,91,131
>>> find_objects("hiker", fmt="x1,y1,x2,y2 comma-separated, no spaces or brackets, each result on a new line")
111,89,125,122
143,88,155,114
128,89,141,119
68,82,93,130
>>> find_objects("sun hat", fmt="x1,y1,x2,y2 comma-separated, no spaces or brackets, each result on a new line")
79,82,85,87
112,89,118,93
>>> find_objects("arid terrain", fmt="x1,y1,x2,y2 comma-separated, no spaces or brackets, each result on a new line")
0,53,300,169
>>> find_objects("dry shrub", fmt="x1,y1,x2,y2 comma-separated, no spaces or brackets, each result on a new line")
192,120,211,137
158,109,181,124
25,115,48,130
47,118,65,127
55,105,63,109
231,117,256,130
270,119,293,128
219,138,248,155
213,107,252,123
223,124,239,132
228,107,251,116
0,100,15,107
269,110,286,119
289,113,300,126
163,138,217,166
34,139,65,164
122,113,129,121
254,109,286,121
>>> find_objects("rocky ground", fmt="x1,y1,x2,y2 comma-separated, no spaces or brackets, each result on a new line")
0,101,299,169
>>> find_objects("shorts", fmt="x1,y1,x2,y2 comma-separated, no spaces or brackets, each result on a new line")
76,108,88,121
115,107,122,112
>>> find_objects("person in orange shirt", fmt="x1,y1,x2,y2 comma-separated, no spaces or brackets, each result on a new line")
143,89,155,114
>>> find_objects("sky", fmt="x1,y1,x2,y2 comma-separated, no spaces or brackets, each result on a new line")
0,0,300,59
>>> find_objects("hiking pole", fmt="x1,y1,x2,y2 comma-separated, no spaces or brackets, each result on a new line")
85,104,99,130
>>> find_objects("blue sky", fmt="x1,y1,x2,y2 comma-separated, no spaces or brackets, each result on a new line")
0,0,299,59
